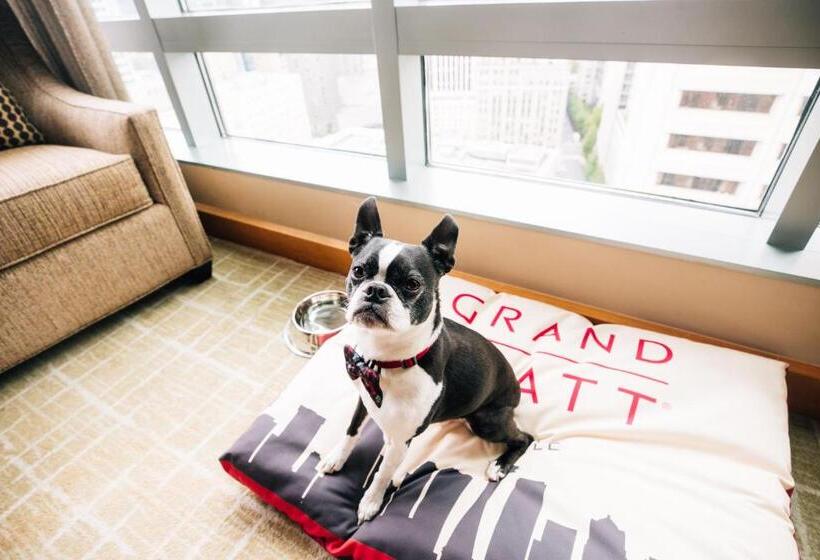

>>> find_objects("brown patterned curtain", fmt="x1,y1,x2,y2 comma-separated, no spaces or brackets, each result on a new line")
6,0,128,100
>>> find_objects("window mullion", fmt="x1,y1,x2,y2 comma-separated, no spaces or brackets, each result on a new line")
162,52,223,147
768,91,820,250
398,56,427,169
371,0,407,181
129,0,220,147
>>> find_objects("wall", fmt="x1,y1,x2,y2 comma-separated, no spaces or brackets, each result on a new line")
182,163,820,365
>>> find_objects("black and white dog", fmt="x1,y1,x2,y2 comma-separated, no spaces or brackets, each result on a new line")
318,197,533,523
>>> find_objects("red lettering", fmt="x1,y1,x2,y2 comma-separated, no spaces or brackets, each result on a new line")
636,339,673,364
617,387,657,425
491,306,522,332
581,328,614,353
562,373,598,412
532,323,561,342
452,293,484,325
517,368,538,404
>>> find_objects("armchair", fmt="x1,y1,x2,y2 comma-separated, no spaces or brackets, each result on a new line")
0,7,212,372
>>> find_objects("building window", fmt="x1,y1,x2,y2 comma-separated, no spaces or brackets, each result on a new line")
203,53,384,156
668,134,756,156
679,91,776,113
112,52,180,130
425,57,817,210
658,173,739,194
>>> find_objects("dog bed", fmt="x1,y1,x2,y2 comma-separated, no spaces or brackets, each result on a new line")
220,276,796,559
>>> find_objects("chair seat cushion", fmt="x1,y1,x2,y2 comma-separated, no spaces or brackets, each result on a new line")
0,144,152,269
221,275,796,560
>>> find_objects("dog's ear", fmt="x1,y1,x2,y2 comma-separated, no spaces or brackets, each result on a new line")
349,197,383,255
422,215,459,275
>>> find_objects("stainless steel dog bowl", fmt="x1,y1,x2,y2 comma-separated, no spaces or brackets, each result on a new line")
284,290,348,357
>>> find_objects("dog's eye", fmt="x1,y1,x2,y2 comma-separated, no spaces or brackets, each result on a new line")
351,266,365,279
405,278,421,292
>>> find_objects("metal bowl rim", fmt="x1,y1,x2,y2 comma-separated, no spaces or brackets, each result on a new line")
282,324,317,358
290,289,348,336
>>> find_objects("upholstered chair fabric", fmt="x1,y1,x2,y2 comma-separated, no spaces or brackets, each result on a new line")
0,4,211,372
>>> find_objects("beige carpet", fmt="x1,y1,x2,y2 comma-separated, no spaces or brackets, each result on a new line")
1,238,818,559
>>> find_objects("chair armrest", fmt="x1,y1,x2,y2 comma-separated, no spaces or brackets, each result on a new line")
11,66,211,266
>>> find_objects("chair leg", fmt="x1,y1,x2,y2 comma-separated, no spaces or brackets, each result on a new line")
184,260,212,284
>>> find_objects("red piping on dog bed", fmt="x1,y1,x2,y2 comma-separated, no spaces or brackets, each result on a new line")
219,459,394,560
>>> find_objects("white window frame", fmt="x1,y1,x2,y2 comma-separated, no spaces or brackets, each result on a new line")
99,0,820,281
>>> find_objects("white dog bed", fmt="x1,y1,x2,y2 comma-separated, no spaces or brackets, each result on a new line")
221,276,796,559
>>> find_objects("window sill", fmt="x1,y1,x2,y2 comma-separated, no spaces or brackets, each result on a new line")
167,132,820,284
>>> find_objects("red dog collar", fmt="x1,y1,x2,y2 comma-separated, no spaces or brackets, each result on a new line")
373,345,432,369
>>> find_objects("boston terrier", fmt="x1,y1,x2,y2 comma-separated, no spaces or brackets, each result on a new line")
317,197,534,524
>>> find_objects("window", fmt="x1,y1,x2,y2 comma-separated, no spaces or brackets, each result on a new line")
425,57,818,211
181,0,357,11
658,173,739,194
203,53,384,156
679,91,776,113
94,0,820,259
112,52,180,130
798,96,810,116
88,0,137,21
668,134,756,156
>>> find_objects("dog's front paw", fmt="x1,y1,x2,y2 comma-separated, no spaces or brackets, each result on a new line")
391,469,407,489
318,440,354,474
485,460,508,482
357,489,384,524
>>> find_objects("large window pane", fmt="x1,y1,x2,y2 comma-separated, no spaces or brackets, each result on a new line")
112,53,181,130
182,0,360,12
89,0,138,21
204,53,384,156
425,57,819,211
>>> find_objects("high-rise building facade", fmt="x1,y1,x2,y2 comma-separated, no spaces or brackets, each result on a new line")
201,52,384,154
426,56,571,169
596,63,816,209
573,61,606,106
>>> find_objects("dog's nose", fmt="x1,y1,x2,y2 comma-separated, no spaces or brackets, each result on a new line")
364,283,390,303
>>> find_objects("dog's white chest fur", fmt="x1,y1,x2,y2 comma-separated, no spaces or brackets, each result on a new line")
356,365,441,443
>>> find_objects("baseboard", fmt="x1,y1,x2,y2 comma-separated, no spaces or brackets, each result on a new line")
196,202,820,418
198,202,350,274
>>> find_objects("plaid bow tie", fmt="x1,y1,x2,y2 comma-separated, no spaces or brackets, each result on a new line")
344,345,383,407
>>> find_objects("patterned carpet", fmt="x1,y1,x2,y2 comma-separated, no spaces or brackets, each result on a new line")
1,238,818,559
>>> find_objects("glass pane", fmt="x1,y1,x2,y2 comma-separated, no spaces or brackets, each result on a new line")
425,57,819,211
88,0,138,21
204,53,384,156
112,52,181,130
183,0,361,12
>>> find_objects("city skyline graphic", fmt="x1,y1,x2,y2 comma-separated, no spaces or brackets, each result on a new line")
222,405,660,560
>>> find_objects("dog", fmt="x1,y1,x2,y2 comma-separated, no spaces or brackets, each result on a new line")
317,197,534,524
